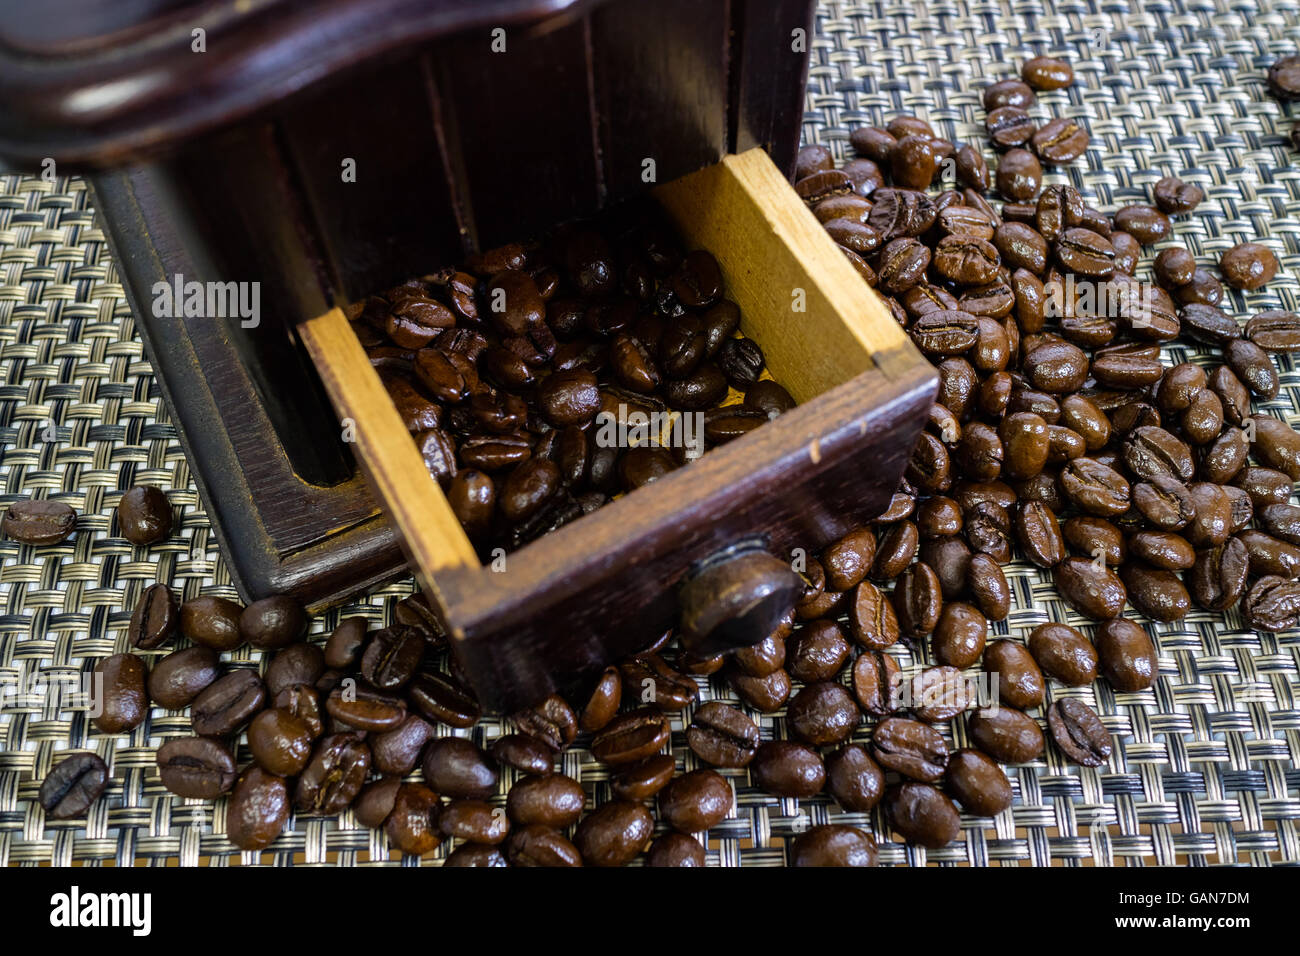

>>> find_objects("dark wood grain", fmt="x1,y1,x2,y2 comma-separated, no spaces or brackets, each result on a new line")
590,0,729,205
431,17,601,249
732,0,817,177
278,54,468,301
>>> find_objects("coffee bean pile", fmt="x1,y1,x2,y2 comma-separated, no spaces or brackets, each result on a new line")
348,212,796,556
771,53,1299,848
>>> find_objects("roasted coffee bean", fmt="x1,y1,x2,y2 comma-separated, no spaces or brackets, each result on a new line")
1023,340,1089,393
408,670,481,729
1124,426,1194,483
1113,205,1170,245
1013,501,1064,568
795,144,834,179
443,843,508,867
821,526,875,590
418,736,498,800
744,379,796,418
489,734,554,775
439,799,510,845
1132,476,1195,530
686,701,760,767
926,601,985,667
823,744,886,813
1233,466,1293,506
1219,242,1278,291
247,708,313,776
1054,556,1126,620
507,773,586,828
966,553,1011,620
852,650,900,717
619,653,697,711
783,621,850,683
873,717,949,782
892,562,943,638
574,800,654,867
984,78,1036,110
156,737,237,799
1154,176,1204,214
384,782,442,855
607,754,673,802
264,643,324,697
1031,117,1089,164
358,625,422,691
795,169,854,204
2,498,76,545
591,707,671,765
1060,457,1130,517
784,682,859,747
40,752,108,818
1027,622,1097,685
891,134,937,190
1259,503,1300,545
1183,482,1232,548
1092,349,1164,389
956,422,1003,481
729,667,791,712
116,485,174,546
147,646,219,710
191,670,265,737
965,500,1012,563
968,706,1044,763
954,144,991,190
94,654,148,734
789,825,878,867
1154,247,1196,288
878,237,932,293
1128,531,1195,570
750,741,825,798
996,148,1042,200
181,595,245,652
1245,575,1300,631
982,639,1045,710
1175,268,1224,307
128,583,179,651
295,733,369,815
1120,563,1189,622
1022,55,1073,89
657,769,733,833
1245,310,1300,351
227,766,290,850
1055,227,1115,277
1226,339,1279,399
1251,415,1300,480
1047,698,1112,766
1096,619,1158,691
506,824,583,867
987,106,1034,149
945,748,1013,817
1189,537,1248,612
326,684,406,732
885,782,961,849
368,714,435,775
850,126,898,164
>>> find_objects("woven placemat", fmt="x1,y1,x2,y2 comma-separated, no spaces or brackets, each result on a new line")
1,0,1299,867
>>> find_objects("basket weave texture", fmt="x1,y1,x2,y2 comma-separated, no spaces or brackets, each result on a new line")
1,0,1298,865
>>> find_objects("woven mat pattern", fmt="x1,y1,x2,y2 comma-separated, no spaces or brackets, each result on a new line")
1,0,1299,866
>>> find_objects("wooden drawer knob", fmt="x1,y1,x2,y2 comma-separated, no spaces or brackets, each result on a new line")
678,545,803,656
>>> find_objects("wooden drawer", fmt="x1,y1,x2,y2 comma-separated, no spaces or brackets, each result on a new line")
300,148,936,712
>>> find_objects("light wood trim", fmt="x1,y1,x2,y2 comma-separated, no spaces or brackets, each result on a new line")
298,307,480,586
655,147,911,404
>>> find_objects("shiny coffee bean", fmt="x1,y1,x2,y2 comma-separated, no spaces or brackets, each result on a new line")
94,653,148,734
945,748,1013,817
227,766,290,850
1096,619,1158,691
968,707,1043,763
885,782,961,849
40,752,108,818
116,485,173,545
750,741,825,798
2,498,77,545
1028,622,1097,685
1047,698,1112,766
156,737,237,799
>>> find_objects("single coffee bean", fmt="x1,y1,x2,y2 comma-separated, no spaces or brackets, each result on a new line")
417,736,497,800
945,748,1013,817
181,595,245,652
369,714,436,775
1031,117,1089,164
94,654,148,734
657,769,733,833
1047,698,1112,766
995,148,1042,200
786,682,861,747
438,799,510,845
573,800,654,867
1190,538,1250,612
1154,176,1204,214
501,824,580,867
156,737,237,799
1246,575,1300,631
507,773,585,828
1226,339,1279,399
824,744,886,812
984,78,1036,110
987,106,1035,149
686,701,760,767
247,708,313,776
851,649,900,717
1027,622,1097,685
1120,563,1190,622
885,782,961,849
409,670,481,729
191,669,265,737
1054,556,1126,620
116,485,173,545
983,639,1045,710
968,707,1044,763
872,717,949,782
39,752,108,818
384,782,443,855
263,643,324,697
591,707,671,765
128,583,179,651
729,667,792,712
611,754,676,801
1113,205,1170,245
750,740,825,798
1022,55,1073,89
1245,310,1300,351
1096,619,1158,691
227,766,290,850
1219,242,1278,291
295,733,370,814
930,601,988,667
790,825,878,867
489,734,554,775
325,684,406,732
619,654,698,711
147,645,219,710
2,498,77,545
